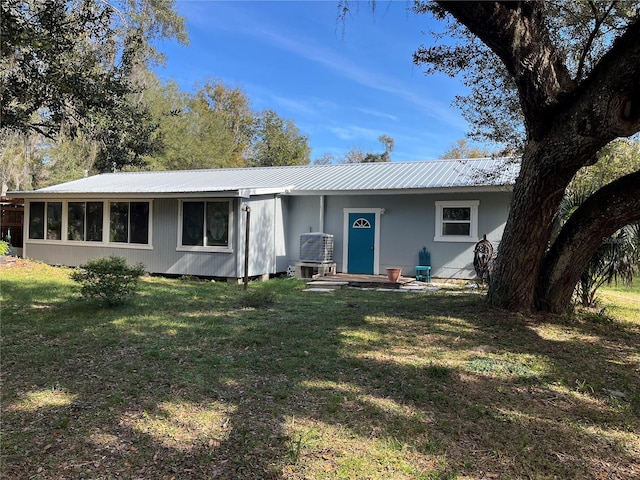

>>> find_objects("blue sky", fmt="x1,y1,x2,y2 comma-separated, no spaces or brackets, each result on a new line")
153,1,471,162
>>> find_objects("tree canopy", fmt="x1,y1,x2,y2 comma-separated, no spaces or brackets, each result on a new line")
439,139,492,159
314,135,395,165
570,136,640,193
143,78,310,171
558,137,640,307
0,0,186,173
362,135,394,163
0,3,310,192
143,76,252,171
413,1,640,151
250,109,310,167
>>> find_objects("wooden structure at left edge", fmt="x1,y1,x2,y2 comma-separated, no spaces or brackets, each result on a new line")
1,197,24,255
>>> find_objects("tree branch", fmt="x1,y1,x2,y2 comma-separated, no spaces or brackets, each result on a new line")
435,1,575,136
436,1,640,148
567,15,640,137
575,0,616,81
534,15,640,175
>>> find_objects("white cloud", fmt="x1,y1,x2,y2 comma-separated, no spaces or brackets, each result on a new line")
328,125,385,141
356,107,398,122
184,3,465,130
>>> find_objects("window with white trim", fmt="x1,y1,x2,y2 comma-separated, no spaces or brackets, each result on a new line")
68,202,103,241
109,201,149,244
27,202,44,240
179,200,232,250
28,201,64,240
27,200,151,247
434,200,479,242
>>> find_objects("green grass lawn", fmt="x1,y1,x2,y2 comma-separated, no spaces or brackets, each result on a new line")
597,275,640,323
2,261,639,479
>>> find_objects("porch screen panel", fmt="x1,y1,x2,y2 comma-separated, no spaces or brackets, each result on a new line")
47,202,62,240
110,202,129,243
29,202,45,239
205,201,228,246
67,202,85,241
182,202,204,246
86,202,103,242
130,202,149,244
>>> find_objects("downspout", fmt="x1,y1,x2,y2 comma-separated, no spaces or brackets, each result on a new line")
319,195,325,233
23,201,29,259
273,196,277,275
236,198,244,281
243,205,251,290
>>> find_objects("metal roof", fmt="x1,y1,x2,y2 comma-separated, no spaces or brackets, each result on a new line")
16,158,519,197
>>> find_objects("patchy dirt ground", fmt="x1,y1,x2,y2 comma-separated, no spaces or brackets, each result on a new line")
0,255,27,267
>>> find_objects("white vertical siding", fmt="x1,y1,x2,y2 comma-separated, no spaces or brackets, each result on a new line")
285,196,322,266
244,195,276,276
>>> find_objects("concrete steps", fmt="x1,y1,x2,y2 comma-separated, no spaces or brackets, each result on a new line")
304,280,349,292
304,279,440,293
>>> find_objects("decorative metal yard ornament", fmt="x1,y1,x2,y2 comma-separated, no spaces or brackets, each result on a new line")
473,234,494,285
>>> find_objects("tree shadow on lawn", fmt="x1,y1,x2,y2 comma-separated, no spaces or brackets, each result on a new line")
2,296,292,478
2,284,639,479
267,291,640,478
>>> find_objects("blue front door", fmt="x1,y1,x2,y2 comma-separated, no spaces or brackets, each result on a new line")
348,212,375,274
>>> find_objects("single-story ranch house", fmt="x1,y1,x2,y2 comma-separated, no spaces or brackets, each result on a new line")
13,158,519,281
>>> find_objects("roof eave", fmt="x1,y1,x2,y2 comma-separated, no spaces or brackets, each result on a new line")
285,184,514,196
11,187,290,199
11,184,512,199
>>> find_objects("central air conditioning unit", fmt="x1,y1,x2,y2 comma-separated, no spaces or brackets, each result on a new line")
299,233,334,263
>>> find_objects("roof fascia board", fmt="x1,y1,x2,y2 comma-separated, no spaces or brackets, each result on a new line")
14,187,290,200
285,185,514,196
14,191,242,200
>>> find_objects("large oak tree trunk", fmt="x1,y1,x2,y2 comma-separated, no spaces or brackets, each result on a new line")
487,147,568,310
487,137,598,311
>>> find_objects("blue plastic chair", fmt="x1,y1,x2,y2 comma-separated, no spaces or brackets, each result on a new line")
415,247,431,282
